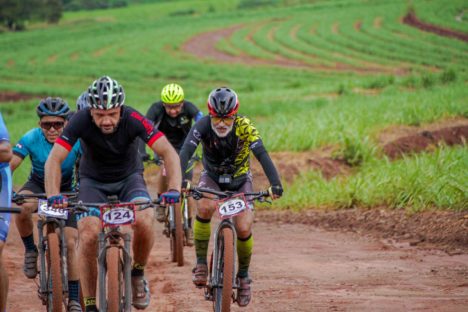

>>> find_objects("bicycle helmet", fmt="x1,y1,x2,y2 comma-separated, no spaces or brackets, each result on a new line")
76,91,90,111
36,97,70,118
161,83,184,104
87,76,125,110
207,87,239,117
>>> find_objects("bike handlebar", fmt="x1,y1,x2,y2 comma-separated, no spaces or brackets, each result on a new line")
12,192,78,204
187,187,270,202
68,199,159,212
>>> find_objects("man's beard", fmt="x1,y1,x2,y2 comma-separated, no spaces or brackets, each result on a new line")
211,122,233,138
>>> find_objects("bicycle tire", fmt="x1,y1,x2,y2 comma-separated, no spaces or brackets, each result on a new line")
174,203,184,266
169,204,184,266
47,233,63,312
214,227,234,312
107,247,121,312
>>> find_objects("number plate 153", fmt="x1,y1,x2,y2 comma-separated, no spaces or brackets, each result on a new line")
102,207,135,226
218,198,247,218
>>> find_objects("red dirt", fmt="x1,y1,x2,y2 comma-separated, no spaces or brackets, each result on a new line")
4,209,468,311
181,24,404,74
403,11,468,42
0,91,39,103
382,119,468,159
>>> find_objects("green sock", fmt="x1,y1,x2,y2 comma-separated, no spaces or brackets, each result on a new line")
193,216,211,264
237,233,253,278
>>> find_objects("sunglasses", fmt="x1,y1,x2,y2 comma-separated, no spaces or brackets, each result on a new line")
40,121,65,130
211,116,235,126
163,103,183,110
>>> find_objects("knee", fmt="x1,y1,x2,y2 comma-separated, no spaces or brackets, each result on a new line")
236,226,252,239
78,228,98,252
197,200,215,218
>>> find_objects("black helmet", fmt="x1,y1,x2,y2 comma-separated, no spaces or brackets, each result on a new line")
207,87,239,117
88,76,125,110
36,97,70,118
76,91,90,111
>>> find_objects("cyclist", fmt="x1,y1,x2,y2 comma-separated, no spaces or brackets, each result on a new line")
0,112,13,312
179,87,283,307
45,76,182,312
141,83,202,246
9,98,83,311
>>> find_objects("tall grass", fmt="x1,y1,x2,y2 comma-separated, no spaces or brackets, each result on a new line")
277,145,468,212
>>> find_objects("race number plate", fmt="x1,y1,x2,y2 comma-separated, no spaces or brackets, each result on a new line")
37,199,68,220
217,196,247,219
101,206,135,226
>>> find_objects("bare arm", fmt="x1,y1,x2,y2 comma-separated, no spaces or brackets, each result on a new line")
9,154,23,173
0,141,12,163
45,144,70,197
151,136,181,192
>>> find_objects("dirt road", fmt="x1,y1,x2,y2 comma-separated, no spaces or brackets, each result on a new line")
4,215,468,312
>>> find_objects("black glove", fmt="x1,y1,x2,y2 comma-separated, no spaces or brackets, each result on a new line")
268,185,283,198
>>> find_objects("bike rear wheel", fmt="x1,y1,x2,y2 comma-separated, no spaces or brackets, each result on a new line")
47,233,63,312
106,247,122,312
170,204,184,266
213,227,234,312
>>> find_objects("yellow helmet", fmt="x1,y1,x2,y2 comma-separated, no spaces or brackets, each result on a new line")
161,83,184,105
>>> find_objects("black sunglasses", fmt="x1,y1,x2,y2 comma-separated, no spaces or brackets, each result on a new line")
40,121,65,130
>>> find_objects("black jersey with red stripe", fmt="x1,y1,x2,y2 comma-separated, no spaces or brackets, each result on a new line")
57,106,163,182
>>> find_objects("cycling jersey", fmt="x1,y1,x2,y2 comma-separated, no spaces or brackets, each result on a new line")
146,100,202,150
13,128,81,186
57,106,163,183
0,113,12,242
180,115,281,188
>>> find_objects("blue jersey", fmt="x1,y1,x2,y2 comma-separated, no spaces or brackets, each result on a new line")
13,128,81,184
0,113,10,170
0,113,12,241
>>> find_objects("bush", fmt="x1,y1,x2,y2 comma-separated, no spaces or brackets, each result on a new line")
439,68,457,84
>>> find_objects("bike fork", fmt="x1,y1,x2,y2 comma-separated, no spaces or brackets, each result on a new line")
37,219,48,304
123,233,132,312
97,232,108,312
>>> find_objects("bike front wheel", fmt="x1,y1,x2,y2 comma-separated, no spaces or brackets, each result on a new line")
169,204,184,266
213,227,234,312
106,247,122,312
47,233,63,312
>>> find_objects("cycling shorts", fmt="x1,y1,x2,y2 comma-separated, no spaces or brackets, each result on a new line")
198,171,254,209
19,179,77,228
77,172,150,221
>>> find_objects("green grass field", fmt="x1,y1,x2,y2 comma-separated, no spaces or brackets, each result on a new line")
0,0,467,211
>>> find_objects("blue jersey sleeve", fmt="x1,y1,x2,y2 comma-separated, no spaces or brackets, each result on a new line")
12,129,35,159
0,113,9,143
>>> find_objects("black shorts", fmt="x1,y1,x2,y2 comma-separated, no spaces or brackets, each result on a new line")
77,172,150,220
19,179,77,228
198,171,254,208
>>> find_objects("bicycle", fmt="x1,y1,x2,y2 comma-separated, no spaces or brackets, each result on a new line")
5,192,83,312
71,196,157,312
186,186,270,312
146,155,200,267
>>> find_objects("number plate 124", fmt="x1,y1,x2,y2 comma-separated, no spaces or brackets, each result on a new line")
102,207,135,226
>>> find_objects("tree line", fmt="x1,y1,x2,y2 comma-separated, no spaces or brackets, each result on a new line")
0,0,129,31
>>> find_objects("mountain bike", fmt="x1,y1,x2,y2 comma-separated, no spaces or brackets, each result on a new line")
7,192,82,312
186,187,270,312
71,196,157,312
